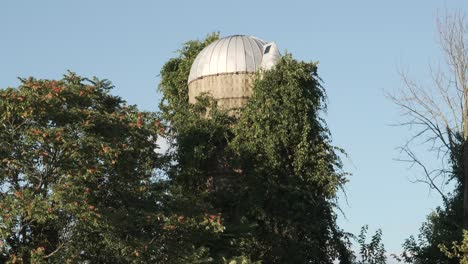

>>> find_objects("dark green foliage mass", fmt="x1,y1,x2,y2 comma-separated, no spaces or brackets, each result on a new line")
0,73,165,263
398,134,463,264
159,34,354,263
356,226,386,264
0,33,356,263
230,55,353,263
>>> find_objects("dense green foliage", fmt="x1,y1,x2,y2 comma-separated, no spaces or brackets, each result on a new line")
396,135,463,264
159,34,353,263
0,73,165,263
356,226,386,264
440,230,468,263
0,34,371,263
230,55,353,263
399,193,462,264
389,11,468,264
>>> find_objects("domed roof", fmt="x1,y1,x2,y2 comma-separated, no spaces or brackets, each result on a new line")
188,35,279,83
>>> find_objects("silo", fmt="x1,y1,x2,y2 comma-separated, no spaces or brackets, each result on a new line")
187,35,280,109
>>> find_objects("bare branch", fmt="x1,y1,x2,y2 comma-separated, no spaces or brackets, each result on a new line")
388,9,468,201
43,242,66,259
398,147,449,204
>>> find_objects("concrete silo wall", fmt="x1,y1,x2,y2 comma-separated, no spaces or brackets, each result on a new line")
188,73,256,109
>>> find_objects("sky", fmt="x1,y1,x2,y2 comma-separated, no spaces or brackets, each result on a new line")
2,0,468,259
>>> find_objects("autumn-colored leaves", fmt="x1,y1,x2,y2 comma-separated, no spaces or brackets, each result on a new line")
160,212,225,246
0,73,166,262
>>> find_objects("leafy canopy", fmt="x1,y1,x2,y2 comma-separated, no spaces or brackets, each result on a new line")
158,34,353,263
0,73,163,263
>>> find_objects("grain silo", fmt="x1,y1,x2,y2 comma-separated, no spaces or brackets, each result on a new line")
187,35,280,109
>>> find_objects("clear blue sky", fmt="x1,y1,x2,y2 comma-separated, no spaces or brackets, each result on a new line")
2,0,468,258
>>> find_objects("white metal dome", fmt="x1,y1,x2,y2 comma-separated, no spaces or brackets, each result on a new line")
188,35,280,84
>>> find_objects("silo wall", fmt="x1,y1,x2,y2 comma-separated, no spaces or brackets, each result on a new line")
188,73,256,109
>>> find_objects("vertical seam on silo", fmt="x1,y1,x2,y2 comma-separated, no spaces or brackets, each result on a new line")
225,37,233,73
208,38,222,75
190,54,201,83
246,37,256,71
240,37,248,73
216,38,226,75
188,58,195,83
255,39,266,68
195,46,205,80
233,36,238,72
199,42,216,78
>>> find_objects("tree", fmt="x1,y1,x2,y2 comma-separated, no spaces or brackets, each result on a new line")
440,230,468,263
230,54,353,263
397,191,462,263
0,73,164,263
389,10,467,263
159,34,354,263
158,33,234,263
356,226,387,264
